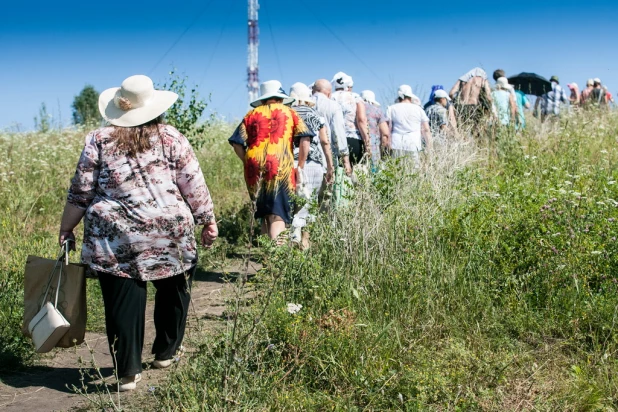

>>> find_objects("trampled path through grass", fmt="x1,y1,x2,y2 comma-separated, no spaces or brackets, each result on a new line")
0,260,260,412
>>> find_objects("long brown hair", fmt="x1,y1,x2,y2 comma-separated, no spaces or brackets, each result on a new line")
110,116,163,157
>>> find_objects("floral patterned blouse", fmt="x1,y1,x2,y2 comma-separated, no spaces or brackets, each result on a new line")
67,125,215,281
332,90,363,140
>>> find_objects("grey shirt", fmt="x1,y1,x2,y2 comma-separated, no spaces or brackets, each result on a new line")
312,92,349,159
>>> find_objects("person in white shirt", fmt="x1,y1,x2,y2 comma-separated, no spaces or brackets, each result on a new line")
386,85,432,159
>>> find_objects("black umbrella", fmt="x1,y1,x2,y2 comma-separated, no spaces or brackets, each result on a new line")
507,73,552,96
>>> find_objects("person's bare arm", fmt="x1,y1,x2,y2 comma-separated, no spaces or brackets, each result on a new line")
378,121,390,150
447,105,459,138
422,122,433,152
297,136,310,169
356,102,371,155
59,203,87,250
449,80,461,99
318,127,334,183
509,93,517,122
483,81,494,104
232,144,246,163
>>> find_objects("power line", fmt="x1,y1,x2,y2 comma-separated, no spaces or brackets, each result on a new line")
298,0,388,88
148,0,217,75
198,1,234,86
262,0,285,85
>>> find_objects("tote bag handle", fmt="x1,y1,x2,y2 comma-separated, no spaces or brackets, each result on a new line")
39,240,72,309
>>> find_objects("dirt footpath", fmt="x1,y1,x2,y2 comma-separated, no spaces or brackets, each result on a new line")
0,261,260,412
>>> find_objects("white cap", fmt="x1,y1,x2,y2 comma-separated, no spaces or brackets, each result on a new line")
594,77,602,84
397,84,413,99
434,89,451,101
361,90,380,106
587,78,595,86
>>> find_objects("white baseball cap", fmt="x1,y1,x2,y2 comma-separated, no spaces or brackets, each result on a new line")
434,89,451,101
397,84,413,99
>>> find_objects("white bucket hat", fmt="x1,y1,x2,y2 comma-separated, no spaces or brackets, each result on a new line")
289,82,314,106
361,90,380,106
250,80,295,108
332,72,353,90
98,75,178,127
397,84,414,99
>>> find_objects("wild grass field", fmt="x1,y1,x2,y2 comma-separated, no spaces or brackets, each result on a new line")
2,110,618,410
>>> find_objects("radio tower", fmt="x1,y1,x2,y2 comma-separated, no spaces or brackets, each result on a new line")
247,0,259,104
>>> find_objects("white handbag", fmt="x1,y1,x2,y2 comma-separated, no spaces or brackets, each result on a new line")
28,243,71,353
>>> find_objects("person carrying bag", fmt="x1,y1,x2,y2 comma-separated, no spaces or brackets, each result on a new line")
57,75,218,392
22,240,87,351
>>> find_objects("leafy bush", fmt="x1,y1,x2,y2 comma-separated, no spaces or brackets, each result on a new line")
158,70,214,150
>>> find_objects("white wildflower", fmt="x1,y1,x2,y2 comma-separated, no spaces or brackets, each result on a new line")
591,251,602,256
608,181,615,185
286,303,302,315
524,172,531,177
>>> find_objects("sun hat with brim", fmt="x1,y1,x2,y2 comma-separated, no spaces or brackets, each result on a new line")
550,75,559,83
568,83,579,90
250,80,295,108
289,82,314,106
361,90,380,106
98,75,178,127
433,89,451,101
332,72,353,90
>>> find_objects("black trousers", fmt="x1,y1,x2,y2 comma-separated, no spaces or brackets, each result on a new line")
98,270,193,378
347,138,365,165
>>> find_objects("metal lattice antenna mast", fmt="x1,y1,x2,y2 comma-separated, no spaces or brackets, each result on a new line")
248,0,259,104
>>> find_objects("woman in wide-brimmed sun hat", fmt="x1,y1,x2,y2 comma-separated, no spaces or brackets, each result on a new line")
58,74,218,392
228,80,313,244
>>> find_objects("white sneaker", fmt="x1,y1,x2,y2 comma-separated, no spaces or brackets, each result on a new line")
290,226,302,244
152,359,172,369
152,345,185,369
118,373,141,392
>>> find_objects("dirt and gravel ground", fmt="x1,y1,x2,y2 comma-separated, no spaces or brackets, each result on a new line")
0,260,260,411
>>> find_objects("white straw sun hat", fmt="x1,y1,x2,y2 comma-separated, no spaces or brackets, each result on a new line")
251,80,295,108
98,75,178,127
361,90,380,106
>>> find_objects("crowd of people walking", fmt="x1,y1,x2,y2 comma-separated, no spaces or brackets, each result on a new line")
57,69,612,392
228,68,613,248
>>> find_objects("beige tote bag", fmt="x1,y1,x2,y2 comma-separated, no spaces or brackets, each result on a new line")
22,242,87,348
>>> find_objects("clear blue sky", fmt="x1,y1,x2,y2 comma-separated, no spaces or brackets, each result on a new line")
1,0,616,130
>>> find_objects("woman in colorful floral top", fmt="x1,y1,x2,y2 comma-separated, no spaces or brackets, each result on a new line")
58,75,218,392
229,80,313,242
